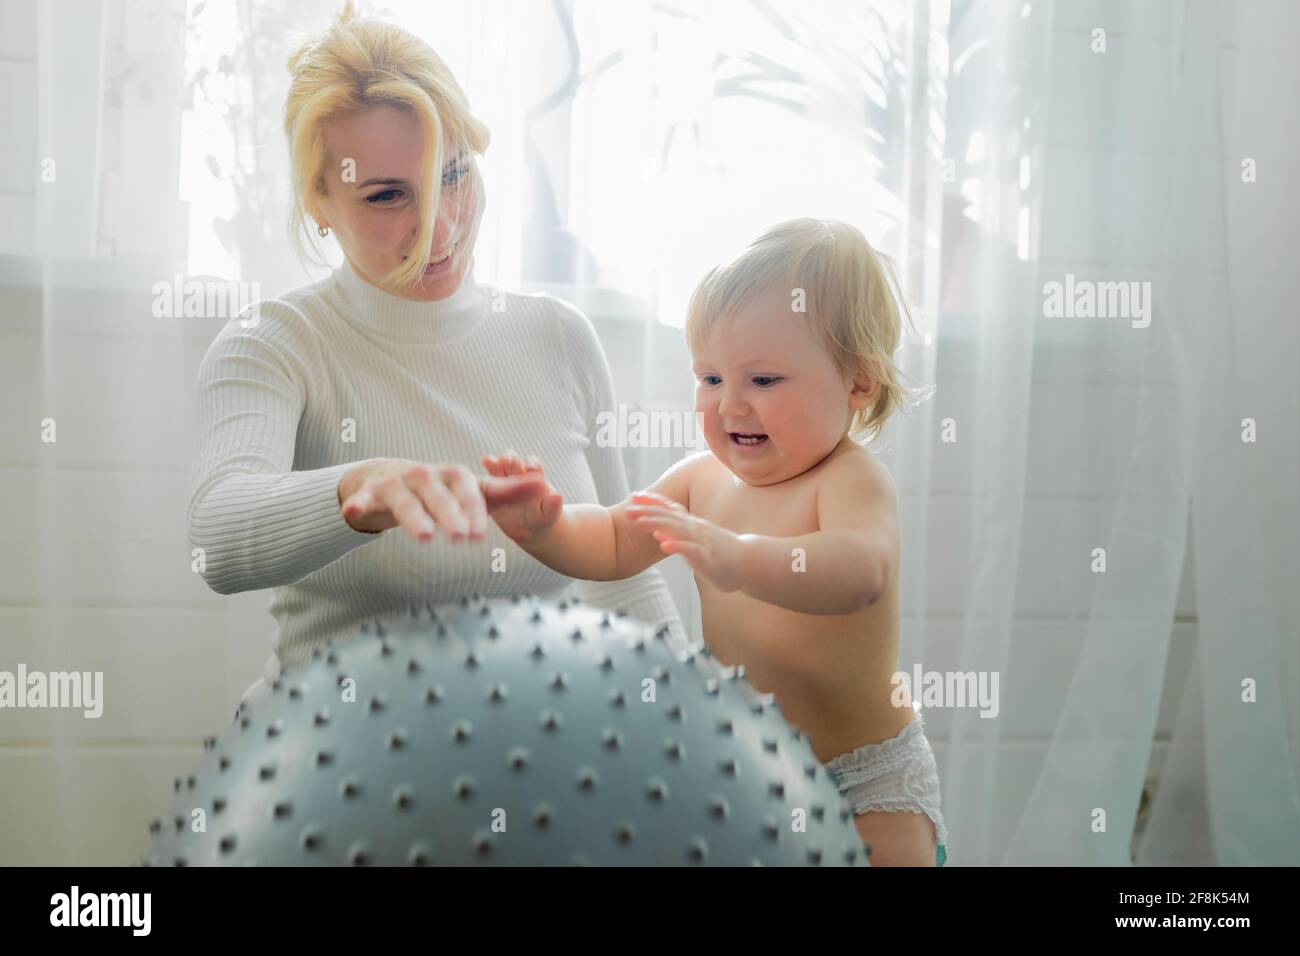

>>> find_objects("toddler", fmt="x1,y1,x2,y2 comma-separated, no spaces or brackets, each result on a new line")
485,219,947,866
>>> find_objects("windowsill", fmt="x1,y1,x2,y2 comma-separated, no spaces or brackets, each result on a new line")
0,261,1154,362
0,253,188,292
516,281,651,324
517,280,1151,351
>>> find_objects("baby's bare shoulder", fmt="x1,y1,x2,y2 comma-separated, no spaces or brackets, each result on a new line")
819,444,897,500
640,449,714,511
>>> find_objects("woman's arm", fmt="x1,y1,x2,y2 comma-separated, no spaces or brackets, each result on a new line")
188,304,542,595
186,306,385,595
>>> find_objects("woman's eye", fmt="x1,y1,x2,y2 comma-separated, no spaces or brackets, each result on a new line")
366,189,403,204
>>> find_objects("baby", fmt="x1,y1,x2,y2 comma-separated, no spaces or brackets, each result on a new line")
484,219,947,866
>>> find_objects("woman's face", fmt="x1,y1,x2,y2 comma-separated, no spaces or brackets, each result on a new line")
314,104,481,301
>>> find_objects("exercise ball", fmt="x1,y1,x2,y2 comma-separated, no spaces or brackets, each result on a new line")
142,595,869,866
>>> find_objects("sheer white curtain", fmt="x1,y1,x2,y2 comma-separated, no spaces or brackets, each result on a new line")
1134,0,1300,866
21,0,1297,864
927,0,1299,865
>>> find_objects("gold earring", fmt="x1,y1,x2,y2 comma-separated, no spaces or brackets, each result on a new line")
317,225,330,237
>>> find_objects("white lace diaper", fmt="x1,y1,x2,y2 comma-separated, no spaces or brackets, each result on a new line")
824,712,949,851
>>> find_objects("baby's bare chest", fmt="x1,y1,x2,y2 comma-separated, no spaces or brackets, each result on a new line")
691,474,821,538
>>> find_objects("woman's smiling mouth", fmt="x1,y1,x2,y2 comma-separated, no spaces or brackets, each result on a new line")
423,251,455,275
403,247,457,276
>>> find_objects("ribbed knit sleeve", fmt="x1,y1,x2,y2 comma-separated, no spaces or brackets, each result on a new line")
548,297,693,655
186,300,385,595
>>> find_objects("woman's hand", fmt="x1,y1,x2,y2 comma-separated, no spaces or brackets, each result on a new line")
338,458,546,541
626,491,747,592
481,451,564,543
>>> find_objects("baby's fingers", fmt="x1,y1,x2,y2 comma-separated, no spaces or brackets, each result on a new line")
483,453,530,476
631,491,681,510
628,503,685,522
656,535,708,562
633,510,695,538
499,449,528,476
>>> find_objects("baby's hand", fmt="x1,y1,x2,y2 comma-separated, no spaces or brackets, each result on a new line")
627,491,745,592
481,451,564,543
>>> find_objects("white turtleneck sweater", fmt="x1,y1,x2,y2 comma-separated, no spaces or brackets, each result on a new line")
187,259,689,699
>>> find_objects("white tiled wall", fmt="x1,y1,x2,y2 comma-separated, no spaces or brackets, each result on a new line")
0,0,1229,865
0,0,37,257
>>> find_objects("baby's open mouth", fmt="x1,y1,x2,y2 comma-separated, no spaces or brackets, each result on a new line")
730,433,768,446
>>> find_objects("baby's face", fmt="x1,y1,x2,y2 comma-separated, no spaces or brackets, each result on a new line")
692,287,874,486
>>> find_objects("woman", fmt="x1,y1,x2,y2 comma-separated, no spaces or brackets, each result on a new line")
186,3,688,705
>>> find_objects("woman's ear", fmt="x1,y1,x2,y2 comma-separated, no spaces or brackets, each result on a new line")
307,190,331,232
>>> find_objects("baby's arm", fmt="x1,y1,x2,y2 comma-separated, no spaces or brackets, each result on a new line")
630,451,897,615
486,450,700,582
743,453,898,614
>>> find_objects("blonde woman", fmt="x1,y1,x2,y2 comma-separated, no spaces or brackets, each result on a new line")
186,3,688,705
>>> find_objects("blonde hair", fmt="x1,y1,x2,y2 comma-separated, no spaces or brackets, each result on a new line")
283,0,490,290
685,219,931,447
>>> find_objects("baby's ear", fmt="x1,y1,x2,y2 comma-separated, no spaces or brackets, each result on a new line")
847,360,880,407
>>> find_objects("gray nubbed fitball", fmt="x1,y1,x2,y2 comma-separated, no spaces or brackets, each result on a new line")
143,595,869,866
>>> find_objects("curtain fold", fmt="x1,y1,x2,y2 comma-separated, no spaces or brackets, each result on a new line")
1147,0,1300,866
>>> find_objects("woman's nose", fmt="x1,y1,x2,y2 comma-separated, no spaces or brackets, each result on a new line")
432,204,465,251
408,198,466,252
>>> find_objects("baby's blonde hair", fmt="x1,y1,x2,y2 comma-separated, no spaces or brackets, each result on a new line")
283,0,490,289
685,219,929,447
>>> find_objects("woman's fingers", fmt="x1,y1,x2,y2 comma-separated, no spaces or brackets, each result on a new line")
342,458,524,541
341,488,371,522
402,466,469,539
374,476,438,540
346,457,557,542
440,464,488,538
